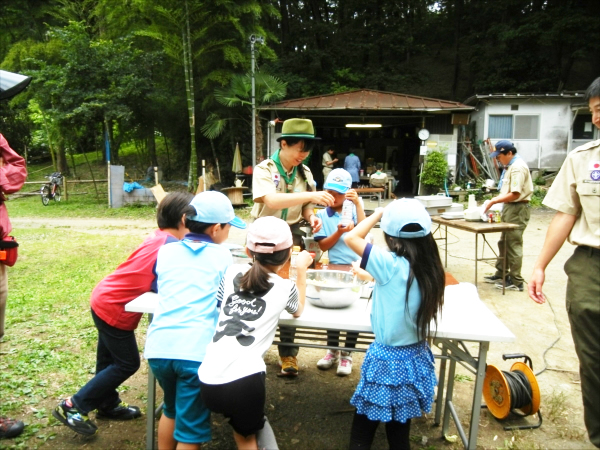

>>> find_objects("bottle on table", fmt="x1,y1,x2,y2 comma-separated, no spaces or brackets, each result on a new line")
289,245,301,281
340,199,353,227
320,250,329,270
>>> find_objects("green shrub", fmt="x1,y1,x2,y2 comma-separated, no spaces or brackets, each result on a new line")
421,150,448,188
530,187,547,207
534,176,546,186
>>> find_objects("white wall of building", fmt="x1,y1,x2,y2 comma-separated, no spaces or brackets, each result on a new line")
473,99,575,170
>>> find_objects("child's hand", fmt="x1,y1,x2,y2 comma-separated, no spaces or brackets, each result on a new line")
296,250,313,270
351,260,374,282
345,189,359,204
337,221,354,232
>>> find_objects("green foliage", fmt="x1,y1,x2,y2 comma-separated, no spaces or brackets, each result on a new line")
534,176,546,186
530,187,547,207
421,150,448,188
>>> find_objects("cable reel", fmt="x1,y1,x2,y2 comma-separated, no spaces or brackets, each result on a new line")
483,353,542,430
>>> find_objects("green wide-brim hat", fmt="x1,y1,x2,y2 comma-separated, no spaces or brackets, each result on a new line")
276,118,321,142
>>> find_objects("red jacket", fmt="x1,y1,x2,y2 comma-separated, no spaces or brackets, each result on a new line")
0,134,27,239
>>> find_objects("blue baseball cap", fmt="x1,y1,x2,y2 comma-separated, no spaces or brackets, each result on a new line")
324,169,352,194
490,140,516,158
381,198,431,238
188,191,246,229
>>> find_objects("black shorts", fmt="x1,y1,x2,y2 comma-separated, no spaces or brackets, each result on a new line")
200,372,266,437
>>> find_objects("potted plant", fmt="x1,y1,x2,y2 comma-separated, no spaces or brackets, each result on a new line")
420,149,448,195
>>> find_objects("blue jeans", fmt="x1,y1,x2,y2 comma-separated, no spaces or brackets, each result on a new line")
72,309,140,414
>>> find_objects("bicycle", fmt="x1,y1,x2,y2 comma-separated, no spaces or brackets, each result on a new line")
41,172,62,206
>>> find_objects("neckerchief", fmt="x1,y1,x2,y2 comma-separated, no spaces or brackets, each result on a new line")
271,149,297,221
496,154,520,191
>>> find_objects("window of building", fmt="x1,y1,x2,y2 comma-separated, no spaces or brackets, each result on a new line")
514,115,539,139
489,115,513,139
573,113,594,140
488,114,539,140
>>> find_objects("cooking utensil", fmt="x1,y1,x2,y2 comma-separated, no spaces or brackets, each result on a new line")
305,270,367,309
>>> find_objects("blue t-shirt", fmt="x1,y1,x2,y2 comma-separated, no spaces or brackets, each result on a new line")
144,233,232,363
314,207,359,264
361,243,421,346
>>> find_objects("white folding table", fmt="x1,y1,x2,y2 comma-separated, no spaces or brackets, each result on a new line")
126,282,514,450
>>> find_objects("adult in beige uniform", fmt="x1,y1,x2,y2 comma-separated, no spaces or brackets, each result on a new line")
529,77,600,448
251,118,334,377
322,147,338,180
483,140,533,291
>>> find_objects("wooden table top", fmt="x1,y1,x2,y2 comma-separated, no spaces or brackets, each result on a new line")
221,186,249,191
354,187,384,193
431,215,520,233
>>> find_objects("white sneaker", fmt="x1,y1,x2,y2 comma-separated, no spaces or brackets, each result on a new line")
337,353,353,376
317,350,340,370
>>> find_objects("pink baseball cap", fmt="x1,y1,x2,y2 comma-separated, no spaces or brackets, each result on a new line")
246,217,293,253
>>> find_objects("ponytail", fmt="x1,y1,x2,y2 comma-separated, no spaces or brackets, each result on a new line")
240,247,292,295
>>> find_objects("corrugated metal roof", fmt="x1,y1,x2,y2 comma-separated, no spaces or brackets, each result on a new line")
261,89,473,112
464,92,586,105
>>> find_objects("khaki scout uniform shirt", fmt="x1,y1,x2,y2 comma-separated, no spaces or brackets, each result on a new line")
543,139,600,249
499,157,533,202
251,158,315,225
370,171,388,187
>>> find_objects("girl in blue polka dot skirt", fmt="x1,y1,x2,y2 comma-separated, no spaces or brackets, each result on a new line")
344,199,445,449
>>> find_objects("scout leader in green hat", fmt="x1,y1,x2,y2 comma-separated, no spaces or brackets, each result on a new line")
251,118,334,231
251,118,335,378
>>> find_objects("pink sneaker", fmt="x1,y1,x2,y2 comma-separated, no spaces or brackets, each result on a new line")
317,350,340,370
337,354,353,376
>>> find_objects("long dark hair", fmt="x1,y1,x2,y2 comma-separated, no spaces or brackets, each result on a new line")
240,247,291,295
384,224,445,341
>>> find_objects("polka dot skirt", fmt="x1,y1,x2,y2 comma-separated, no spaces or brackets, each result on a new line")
350,340,437,423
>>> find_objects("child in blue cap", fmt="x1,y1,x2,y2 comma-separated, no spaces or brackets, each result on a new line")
344,199,445,449
144,191,246,450
314,168,366,376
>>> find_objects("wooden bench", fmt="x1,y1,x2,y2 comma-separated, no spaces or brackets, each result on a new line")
354,187,384,206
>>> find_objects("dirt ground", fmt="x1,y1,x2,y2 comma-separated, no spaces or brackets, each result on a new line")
9,206,596,449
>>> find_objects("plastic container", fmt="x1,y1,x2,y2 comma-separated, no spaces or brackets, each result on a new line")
415,194,452,208
340,199,353,227
289,245,300,281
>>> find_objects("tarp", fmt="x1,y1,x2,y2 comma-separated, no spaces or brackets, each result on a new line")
123,181,144,193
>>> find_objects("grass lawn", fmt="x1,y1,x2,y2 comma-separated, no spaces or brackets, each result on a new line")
1,228,145,447
1,145,254,447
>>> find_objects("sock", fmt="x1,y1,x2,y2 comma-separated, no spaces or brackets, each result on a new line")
65,398,73,408
257,416,278,450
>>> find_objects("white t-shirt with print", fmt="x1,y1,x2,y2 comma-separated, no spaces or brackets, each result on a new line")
198,264,299,385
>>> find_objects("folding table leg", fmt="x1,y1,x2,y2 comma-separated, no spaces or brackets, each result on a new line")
434,346,448,426
501,231,506,295
441,358,457,435
467,342,489,450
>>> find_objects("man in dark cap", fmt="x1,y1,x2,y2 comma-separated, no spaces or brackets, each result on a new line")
482,140,533,291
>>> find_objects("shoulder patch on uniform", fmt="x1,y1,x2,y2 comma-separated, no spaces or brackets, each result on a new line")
573,139,600,153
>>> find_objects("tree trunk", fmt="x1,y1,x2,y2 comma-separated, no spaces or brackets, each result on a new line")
147,123,158,167
55,137,69,175
183,0,197,193
450,0,463,101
